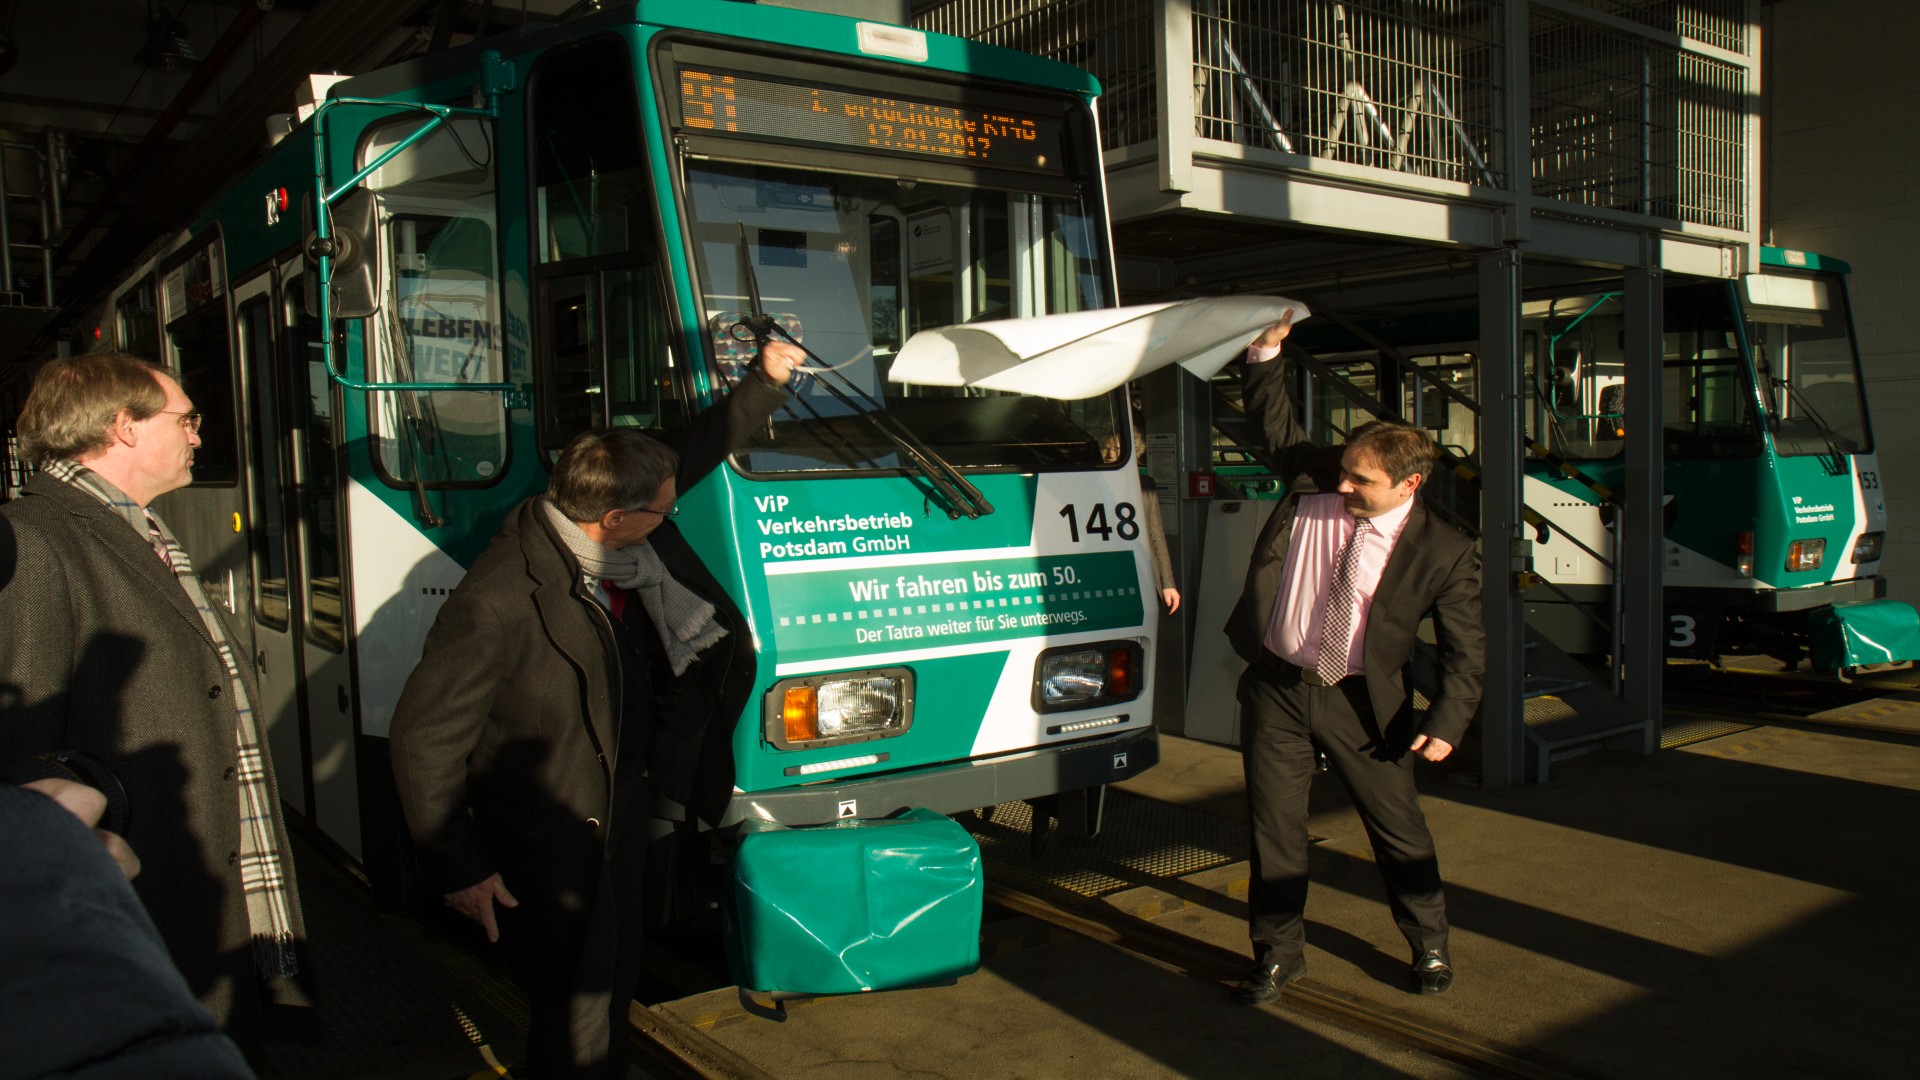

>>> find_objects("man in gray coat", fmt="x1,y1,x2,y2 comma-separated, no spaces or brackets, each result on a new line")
391,341,798,1079
0,352,307,1046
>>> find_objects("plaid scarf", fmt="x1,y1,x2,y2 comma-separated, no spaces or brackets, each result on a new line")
45,459,300,981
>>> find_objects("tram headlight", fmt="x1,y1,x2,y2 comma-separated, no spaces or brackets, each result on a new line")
766,668,913,750
1033,641,1145,713
1735,531,1755,578
1852,532,1884,564
1785,538,1826,573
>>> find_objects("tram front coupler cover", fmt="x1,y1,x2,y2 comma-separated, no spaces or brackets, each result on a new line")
1807,599,1920,672
724,807,983,997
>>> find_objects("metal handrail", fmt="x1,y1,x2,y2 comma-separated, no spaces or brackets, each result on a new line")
307,50,523,399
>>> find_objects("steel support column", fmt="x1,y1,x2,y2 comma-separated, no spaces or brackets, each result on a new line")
1477,247,1526,788
1620,265,1665,751
1155,0,1195,194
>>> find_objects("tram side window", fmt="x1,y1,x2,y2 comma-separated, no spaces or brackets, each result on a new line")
166,285,239,485
114,275,159,359
534,37,650,262
238,298,289,629
359,113,510,489
1522,294,1630,461
530,36,676,445
539,265,678,437
603,266,676,429
285,278,344,652
1663,283,1758,459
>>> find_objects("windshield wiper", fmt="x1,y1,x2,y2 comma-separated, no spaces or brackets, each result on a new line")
1769,376,1854,462
731,222,993,519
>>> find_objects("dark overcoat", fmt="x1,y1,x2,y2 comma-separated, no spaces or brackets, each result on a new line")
0,474,308,1034
389,374,785,898
1224,356,1486,748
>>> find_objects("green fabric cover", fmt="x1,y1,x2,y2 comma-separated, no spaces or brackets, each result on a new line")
1808,599,1920,670
726,808,982,995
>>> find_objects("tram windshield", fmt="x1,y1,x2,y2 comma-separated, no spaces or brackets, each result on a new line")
1743,270,1871,457
1526,283,1762,461
683,160,1121,475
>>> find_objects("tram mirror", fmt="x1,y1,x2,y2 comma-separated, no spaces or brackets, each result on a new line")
1550,353,1579,406
300,187,381,319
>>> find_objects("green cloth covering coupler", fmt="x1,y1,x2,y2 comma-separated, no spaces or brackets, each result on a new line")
726,808,983,995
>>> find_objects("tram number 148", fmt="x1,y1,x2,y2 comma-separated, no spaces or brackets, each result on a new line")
1059,503,1140,543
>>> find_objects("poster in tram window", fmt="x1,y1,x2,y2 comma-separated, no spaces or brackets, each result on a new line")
389,264,509,484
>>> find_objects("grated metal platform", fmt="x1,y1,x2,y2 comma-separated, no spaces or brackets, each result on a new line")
967,790,1246,902
1658,713,1754,749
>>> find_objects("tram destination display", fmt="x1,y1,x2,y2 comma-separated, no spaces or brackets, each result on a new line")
679,68,1065,174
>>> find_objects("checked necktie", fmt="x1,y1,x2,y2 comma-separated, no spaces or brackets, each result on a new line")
1315,516,1374,683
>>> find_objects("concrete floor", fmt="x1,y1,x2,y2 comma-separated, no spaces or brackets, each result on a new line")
669,716,1920,1079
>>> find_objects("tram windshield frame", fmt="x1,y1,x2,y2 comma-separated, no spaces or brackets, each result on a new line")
658,43,1125,478
1741,269,1873,458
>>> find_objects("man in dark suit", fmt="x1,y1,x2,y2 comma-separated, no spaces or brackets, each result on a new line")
1224,314,1485,1004
389,342,797,1079
0,352,308,1046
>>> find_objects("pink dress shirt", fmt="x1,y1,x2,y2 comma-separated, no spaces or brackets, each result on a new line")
1263,493,1413,675
1246,344,1413,676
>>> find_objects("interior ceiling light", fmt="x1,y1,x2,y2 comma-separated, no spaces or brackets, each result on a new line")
134,4,198,71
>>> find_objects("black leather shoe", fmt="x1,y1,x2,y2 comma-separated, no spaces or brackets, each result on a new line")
1232,955,1306,1005
1412,948,1453,995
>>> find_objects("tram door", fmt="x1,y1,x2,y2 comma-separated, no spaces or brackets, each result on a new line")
153,236,251,668
279,264,361,859
233,273,311,820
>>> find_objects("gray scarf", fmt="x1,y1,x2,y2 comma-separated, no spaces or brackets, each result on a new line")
541,498,726,675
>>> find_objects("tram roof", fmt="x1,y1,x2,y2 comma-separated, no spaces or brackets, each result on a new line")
329,1,1102,111
1761,246,1851,275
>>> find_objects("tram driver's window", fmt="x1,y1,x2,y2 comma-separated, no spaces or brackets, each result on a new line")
115,275,159,359
529,36,675,448
163,240,238,486
359,112,511,490
533,37,649,262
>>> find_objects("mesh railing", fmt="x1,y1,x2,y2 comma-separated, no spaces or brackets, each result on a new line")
912,0,1158,150
912,1,1750,232
1529,6,1747,230
1193,0,1506,187
1558,0,1748,55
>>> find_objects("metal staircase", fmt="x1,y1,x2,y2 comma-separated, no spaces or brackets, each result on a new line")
0,131,66,360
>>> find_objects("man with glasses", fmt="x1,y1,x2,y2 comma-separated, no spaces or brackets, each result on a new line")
0,352,309,1052
390,340,799,1079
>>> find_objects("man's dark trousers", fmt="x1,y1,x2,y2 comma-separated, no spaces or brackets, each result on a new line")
1239,652,1448,966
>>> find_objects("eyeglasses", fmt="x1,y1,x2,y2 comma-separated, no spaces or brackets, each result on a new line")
154,409,203,433
628,503,679,519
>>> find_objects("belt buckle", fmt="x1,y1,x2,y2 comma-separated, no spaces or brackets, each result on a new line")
1301,668,1330,687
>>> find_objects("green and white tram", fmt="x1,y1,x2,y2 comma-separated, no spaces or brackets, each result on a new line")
83,0,1157,985
1520,248,1917,675
1288,247,1917,677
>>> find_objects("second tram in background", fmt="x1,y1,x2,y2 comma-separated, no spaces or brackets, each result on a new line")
1290,246,1919,679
